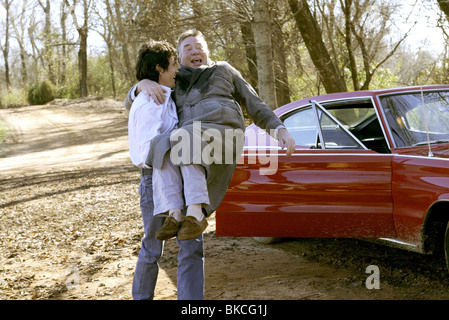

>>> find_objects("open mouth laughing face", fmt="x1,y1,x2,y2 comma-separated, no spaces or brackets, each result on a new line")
158,56,179,88
178,36,209,69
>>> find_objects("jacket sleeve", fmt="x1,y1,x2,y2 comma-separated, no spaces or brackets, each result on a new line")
124,84,138,111
225,62,284,133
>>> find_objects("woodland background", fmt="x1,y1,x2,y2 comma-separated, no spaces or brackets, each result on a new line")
2,0,449,110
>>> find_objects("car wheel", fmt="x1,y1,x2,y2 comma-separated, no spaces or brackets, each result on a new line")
445,221,449,272
253,237,282,245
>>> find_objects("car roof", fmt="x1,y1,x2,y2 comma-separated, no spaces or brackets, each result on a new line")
274,84,449,116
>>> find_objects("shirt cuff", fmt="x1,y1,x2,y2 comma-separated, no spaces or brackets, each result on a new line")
273,125,286,140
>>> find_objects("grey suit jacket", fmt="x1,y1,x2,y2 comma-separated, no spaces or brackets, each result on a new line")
125,61,283,216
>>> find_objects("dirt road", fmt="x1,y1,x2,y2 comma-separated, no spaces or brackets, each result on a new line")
1,98,449,300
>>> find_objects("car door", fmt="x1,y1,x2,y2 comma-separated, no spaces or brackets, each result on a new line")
216,100,396,238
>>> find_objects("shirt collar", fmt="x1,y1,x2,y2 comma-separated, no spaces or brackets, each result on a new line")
159,84,174,97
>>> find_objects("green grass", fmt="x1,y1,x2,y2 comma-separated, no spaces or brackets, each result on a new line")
0,121,7,144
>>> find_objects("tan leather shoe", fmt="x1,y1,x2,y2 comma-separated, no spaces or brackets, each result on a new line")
155,216,183,241
177,216,208,241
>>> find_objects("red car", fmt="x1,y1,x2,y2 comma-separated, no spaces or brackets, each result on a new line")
216,85,449,270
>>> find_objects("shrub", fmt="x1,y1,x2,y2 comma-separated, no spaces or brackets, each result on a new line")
0,88,28,109
27,80,56,105
0,122,6,144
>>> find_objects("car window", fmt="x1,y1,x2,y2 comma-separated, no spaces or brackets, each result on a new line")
326,108,376,128
283,107,318,147
323,103,390,153
380,91,449,147
318,108,364,149
406,104,449,132
282,106,364,149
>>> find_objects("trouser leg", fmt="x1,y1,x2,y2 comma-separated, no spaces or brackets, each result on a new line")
176,235,205,300
176,166,206,299
152,153,184,215
180,163,209,207
153,153,209,215
132,172,164,300
132,170,205,300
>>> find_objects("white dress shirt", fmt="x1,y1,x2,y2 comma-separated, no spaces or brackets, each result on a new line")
128,85,178,168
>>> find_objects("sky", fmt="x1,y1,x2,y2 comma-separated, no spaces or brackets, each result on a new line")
397,0,447,55
1,0,448,60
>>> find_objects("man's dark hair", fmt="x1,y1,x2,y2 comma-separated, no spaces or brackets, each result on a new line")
135,40,176,82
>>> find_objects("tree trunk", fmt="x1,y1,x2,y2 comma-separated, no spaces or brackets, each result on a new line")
60,1,68,85
288,0,347,93
342,0,360,91
105,33,117,98
78,27,88,97
108,46,117,99
28,19,45,77
18,43,27,86
1,0,11,89
38,0,56,84
272,19,291,107
253,0,277,110
240,17,259,90
438,0,449,19
66,0,89,97
11,0,29,87
113,0,135,84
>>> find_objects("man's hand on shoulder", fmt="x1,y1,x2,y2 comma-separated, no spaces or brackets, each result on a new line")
137,79,167,105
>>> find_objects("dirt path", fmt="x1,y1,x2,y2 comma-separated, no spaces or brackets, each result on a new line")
1,98,449,300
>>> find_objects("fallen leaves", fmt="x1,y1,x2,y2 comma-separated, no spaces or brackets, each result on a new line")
0,165,142,299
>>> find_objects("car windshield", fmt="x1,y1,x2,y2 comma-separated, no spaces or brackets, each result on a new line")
379,90,449,147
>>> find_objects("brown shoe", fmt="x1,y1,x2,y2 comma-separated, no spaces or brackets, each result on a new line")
156,216,183,241
177,216,208,241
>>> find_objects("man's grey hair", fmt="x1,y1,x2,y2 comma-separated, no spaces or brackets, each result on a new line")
176,29,209,56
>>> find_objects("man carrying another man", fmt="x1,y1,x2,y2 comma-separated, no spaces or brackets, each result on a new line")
126,29,295,300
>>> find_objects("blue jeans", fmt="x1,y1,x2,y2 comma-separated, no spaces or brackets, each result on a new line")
132,171,205,300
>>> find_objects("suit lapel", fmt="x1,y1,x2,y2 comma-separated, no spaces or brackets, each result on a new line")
186,64,215,93
175,62,216,106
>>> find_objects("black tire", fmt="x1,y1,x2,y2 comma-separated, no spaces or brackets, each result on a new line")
445,221,449,273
